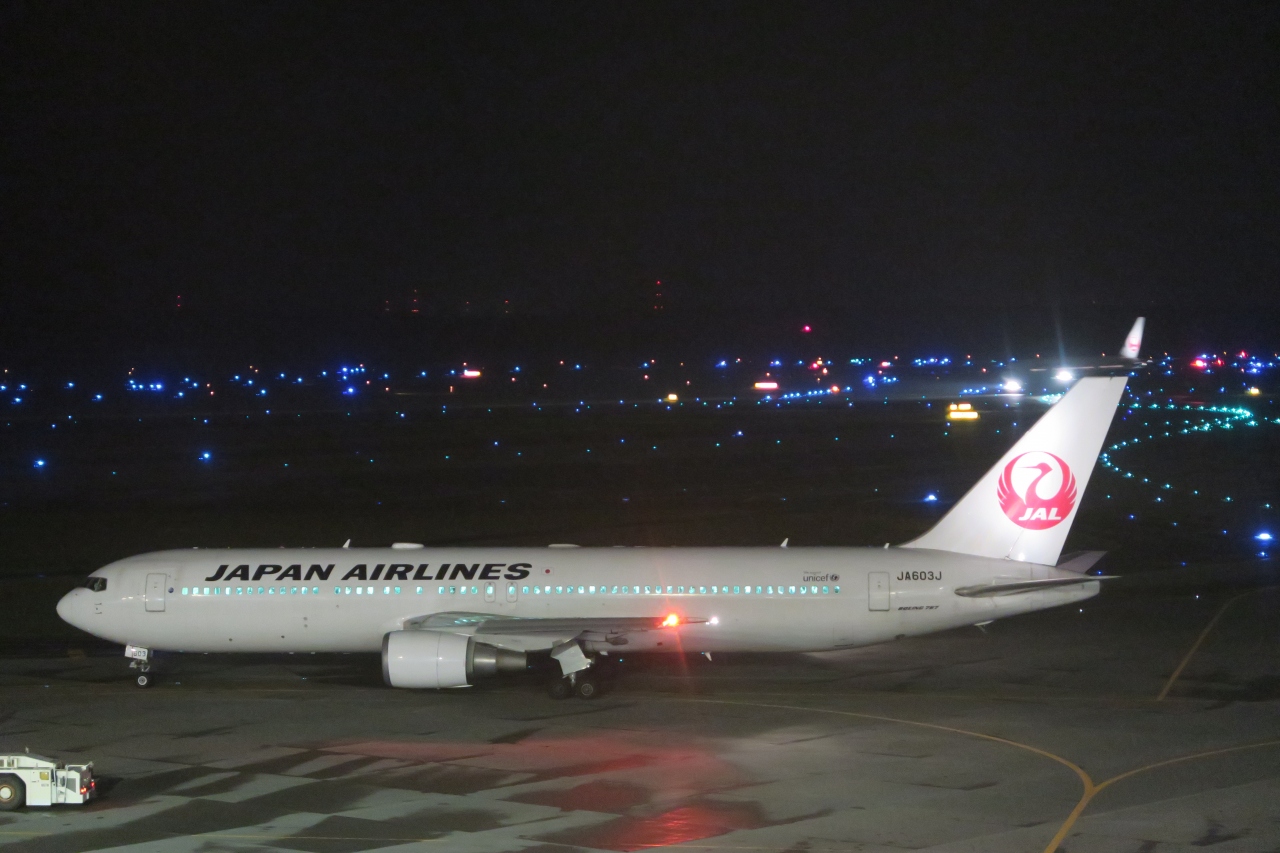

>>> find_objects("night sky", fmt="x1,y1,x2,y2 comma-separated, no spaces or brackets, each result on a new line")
4,2,1279,331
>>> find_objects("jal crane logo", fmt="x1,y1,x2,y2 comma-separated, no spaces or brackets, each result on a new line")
996,451,1077,529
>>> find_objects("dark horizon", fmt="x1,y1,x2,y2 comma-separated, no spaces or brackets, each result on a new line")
5,2,1279,341
1,301,1274,378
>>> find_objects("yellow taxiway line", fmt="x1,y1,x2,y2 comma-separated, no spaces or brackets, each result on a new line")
676,698,1280,853
1157,586,1277,701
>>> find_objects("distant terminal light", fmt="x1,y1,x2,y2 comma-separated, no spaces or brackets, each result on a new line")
753,381,779,391
1247,387,1261,396
1055,370,1074,382
34,459,46,468
829,385,840,393
948,402,979,421
461,369,481,378
666,393,678,402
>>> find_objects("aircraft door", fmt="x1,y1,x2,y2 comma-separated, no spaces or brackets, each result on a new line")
868,572,890,611
145,573,167,612
505,582,518,602
483,582,496,602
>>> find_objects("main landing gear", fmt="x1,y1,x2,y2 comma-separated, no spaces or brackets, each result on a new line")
546,656,616,700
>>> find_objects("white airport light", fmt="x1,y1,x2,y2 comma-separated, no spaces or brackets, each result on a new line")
666,393,678,402
1003,379,1023,393
925,494,938,502
1055,370,1074,382
1257,532,1273,541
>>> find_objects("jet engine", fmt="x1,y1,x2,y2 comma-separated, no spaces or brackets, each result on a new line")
381,630,527,688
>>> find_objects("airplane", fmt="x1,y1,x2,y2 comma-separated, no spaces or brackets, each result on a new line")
58,371,1131,699
1027,316,1148,381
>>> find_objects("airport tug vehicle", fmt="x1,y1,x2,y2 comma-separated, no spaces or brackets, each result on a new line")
0,753,96,809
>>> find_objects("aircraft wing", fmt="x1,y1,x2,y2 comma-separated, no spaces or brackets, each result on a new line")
403,611,707,644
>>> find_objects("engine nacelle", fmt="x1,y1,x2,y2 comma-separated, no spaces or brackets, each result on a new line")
381,630,527,689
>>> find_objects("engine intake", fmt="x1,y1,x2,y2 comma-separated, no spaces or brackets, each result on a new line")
382,630,527,688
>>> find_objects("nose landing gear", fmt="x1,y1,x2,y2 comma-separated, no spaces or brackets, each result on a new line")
126,645,154,688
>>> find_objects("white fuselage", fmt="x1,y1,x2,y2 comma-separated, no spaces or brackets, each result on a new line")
57,546,1097,655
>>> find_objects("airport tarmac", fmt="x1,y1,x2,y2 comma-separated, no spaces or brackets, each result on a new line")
1,574,1278,853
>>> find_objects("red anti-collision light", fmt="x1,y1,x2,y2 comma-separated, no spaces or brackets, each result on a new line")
661,613,681,627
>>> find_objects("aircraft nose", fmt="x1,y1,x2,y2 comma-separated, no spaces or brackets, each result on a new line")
56,589,85,629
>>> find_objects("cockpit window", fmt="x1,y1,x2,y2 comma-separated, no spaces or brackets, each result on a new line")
78,577,107,593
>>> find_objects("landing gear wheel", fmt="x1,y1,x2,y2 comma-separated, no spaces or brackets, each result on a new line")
546,678,572,700
136,673,152,688
574,677,601,700
0,775,25,811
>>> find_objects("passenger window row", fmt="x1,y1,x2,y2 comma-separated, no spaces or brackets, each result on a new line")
520,584,839,596
181,584,842,597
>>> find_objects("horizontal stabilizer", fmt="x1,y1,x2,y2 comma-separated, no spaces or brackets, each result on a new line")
1054,551,1107,574
954,576,1113,598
